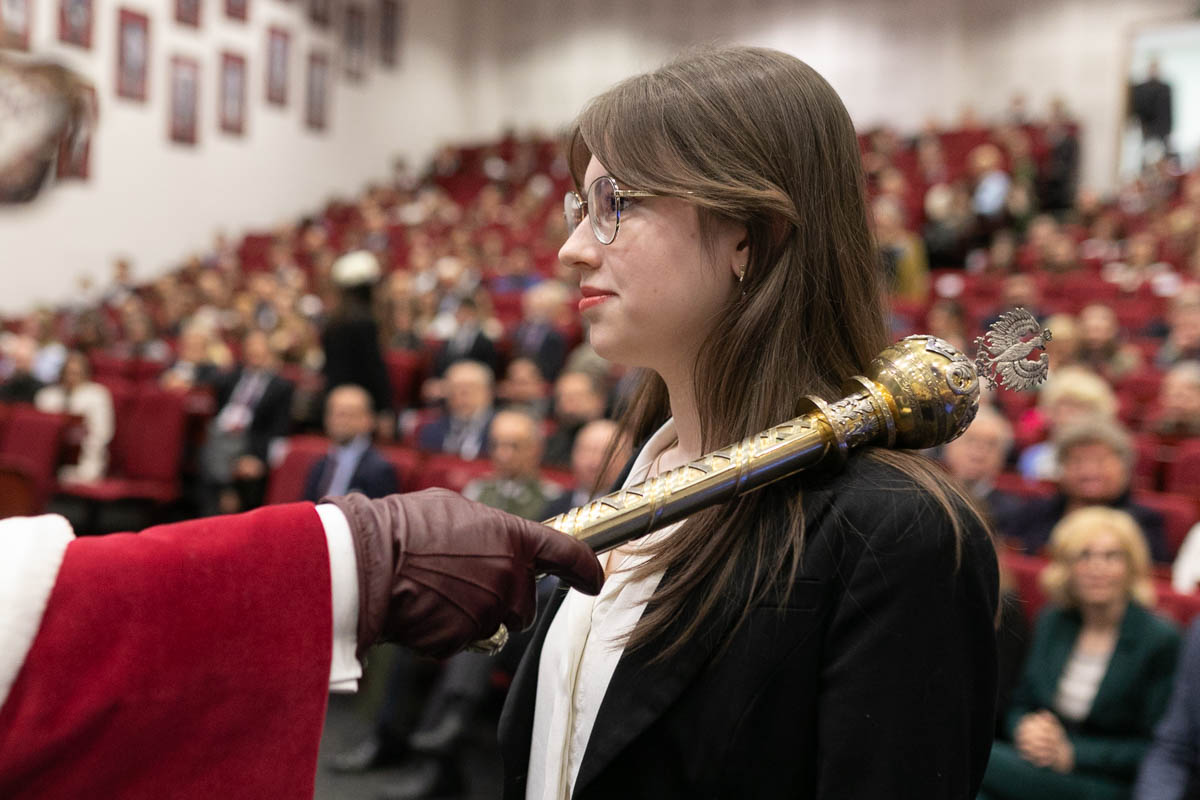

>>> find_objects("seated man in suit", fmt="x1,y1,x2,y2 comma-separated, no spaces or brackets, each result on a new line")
1136,617,1200,800
1000,416,1169,563
416,360,495,461
542,371,608,468
199,329,294,515
542,418,631,519
512,282,568,383
303,384,397,502
940,405,1022,532
462,409,561,521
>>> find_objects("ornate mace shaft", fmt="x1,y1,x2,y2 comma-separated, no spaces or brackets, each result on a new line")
545,333,987,553
471,314,1049,652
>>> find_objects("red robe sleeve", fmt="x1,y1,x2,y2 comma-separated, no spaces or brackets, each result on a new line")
0,502,334,800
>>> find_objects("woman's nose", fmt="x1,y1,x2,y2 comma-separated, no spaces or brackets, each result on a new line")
558,223,601,273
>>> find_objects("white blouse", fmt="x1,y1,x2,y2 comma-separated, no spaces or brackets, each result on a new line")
526,419,679,800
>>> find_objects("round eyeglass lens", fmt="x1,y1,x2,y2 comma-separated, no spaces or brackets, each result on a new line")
563,191,582,236
588,177,619,244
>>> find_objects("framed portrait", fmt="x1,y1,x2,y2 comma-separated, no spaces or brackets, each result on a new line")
59,0,94,49
225,0,247,22
266,27,290,107
379,0,401,68
0,0,32,51
116,9,150,102
175,0,200,28
169,55,200,146
344,5,366,81
309,0,330,27
219,51,247,135
305,51,329,132
57,86,97,180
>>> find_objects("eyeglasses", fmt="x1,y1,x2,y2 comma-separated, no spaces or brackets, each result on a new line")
563,176,659,245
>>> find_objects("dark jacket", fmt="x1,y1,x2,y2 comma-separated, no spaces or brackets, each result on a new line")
416,411,494,460
512,321,567,382
499,455,999,799
1131,78,1173,141
302,446,398,502
1001,603,1179,785
432,328,499,378
1137,618,1200,800
321,313,393,414
213,368,294,462
1002,491,1169,564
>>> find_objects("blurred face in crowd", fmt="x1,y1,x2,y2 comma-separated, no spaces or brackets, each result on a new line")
178,327,209,363
558,156,745,373
1172,307,1200,350
1080,305,1119,349
445,362,493,419
325,386,374,446
554,372,606,426
1161,368,1200,419
242,331,274,371
504,358,547,404
1060,442,1129,503
1002,274,1040,310
61,352,89,390
1068,528,1131,610
570,419,627,495
943,413,1009,485
1126,232,1157,268
489,411,542,480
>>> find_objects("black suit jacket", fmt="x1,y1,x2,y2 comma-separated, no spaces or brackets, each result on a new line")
321,314,393,413
416,411,494,459
213,368,295,462
1131,78,1173,140
499,455,999,799
301,445,398,502
513,321,567,382
433,328,499,378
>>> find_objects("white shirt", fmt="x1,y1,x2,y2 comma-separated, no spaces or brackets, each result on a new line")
527,419,679,800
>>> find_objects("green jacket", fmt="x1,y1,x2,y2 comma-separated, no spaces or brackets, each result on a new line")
1004,602,1181,782
465,476,559,522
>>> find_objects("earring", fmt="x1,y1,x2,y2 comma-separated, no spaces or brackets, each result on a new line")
738,264,747,295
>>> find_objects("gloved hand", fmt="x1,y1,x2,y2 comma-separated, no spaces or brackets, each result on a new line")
323,489,604,659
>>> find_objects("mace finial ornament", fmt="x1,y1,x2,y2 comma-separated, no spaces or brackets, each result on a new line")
973,307,1052,392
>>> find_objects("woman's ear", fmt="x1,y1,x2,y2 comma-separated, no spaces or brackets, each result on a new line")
730,235,750,281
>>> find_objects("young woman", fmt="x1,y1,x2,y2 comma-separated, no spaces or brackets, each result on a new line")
498,46,999,799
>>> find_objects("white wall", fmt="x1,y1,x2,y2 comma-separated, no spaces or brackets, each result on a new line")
0,0,470,313
456,0,1193,195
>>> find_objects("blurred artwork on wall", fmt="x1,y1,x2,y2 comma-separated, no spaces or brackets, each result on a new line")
169,55,199,145
344,5,366,81
305,51,329,131
226,0,247,23
220,51,247,135
59,0,93,49
57,85,96,179
0,0,32,51
266,27,289,107
379,0,401,68
175,0,200,28
116,8,150,102
310,0,330,27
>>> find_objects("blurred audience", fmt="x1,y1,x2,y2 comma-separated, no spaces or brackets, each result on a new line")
33,350,113,482
417,360,495,460
1017,367,1119,481
462,409,559,520
303,384,397,502
0,335,44,404
199,330,294,515
1136,618,1200,800
981,508,1179,800
543,371,608,468
1003,419,1169,563
542,418,631,517
940,405,1021,530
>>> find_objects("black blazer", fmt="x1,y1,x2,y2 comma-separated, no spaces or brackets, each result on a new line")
499,455,999,799
433,329,500,378
213,368,295,462
416,411,494,459
301,446,398,502
321,314,393,414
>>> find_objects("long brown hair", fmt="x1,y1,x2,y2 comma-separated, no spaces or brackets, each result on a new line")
571,46,986,659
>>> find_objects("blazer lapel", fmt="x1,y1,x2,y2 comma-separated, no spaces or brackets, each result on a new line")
1086,602,1145,727
571,567,740,797
499,583,569,793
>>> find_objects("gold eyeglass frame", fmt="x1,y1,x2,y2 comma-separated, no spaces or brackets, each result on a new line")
564,175,659,245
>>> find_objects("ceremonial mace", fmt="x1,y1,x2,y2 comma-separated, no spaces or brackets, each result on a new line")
472,309,1051,653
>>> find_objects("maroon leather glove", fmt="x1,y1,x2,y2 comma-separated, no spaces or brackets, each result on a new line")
323,489,604,659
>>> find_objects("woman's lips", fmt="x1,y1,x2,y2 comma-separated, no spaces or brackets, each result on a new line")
578,292,615,312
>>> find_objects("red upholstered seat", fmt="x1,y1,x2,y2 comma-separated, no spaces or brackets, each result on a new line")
0,405,76,512
1155,586,1200,627
1166,440,1200,497
411,453,494,493
378,445,423,493
265,435,330,505
1000,550,1049,626
1132,490,1200,562
384,350,428,412
58,388,187,504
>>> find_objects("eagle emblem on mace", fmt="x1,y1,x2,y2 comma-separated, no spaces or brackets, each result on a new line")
973,307,1052,391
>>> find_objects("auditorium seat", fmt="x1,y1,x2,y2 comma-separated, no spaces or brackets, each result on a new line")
1166,439,1200,497
58,387,188,505
411,453,495,493
384,350,428,412
0,405,79,513
379,445,423,493
265,435,330,505
1132,491,1200,562
1000,550,1048,625
1155,587,1200,627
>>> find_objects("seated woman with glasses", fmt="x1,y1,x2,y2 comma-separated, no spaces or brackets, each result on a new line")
498,46,1000,799
979,507,1180,800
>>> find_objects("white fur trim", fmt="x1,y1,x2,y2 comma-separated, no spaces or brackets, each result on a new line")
0,514,75,708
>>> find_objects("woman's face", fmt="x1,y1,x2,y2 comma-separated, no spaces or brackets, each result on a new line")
558,157,744,375
1068,529,1131,609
